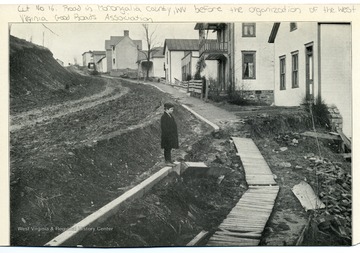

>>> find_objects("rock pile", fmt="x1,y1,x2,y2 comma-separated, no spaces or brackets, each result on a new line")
304,154,351,243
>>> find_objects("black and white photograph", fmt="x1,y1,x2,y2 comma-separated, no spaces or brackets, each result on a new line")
1,2,357,250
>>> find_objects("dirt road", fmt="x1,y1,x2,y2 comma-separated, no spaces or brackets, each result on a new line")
10,79,129,132
10,76,217,246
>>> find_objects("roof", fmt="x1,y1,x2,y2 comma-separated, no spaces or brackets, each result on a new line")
97,56,106,63
106,35,143,50
137,47,164,63
105,36,124,50
194,23,227,30
163,39,199,54
93,51,106,56
268,22,281,43
268,22,351,44
151,47,164,58
82,50,92,56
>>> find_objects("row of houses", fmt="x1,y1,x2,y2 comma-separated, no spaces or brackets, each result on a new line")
82,30,149,77
170,22,351,138
82,22,351,137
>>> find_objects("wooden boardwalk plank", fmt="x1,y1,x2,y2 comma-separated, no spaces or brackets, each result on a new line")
206,137,279,247
216,230,262,239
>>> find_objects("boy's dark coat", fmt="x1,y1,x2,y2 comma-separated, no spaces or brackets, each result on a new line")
161,112,179,149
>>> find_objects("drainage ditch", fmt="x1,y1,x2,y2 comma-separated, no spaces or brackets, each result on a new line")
79,139,247,247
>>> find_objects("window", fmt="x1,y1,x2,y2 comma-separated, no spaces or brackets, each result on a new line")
290,22,297,31
242,23,256,37
113,58,115,65
280,56,286,90
291,51,299,88
242,51,256,79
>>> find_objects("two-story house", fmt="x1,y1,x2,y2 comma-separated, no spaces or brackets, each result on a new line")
110,30,142,77
194,22,274,103
268,22,351,137
105,36,123,72
163,39,199,84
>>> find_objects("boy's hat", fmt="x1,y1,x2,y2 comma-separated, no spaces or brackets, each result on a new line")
164,103,174,109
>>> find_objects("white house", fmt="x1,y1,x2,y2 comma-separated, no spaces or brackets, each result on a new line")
151,48,165,78
92,51,106,67
268,22,351,137
111,30,142,76
163,39,199,84
105,36,123,72
82,51,93,67
181,50,217,81
96,56,107,73
181,51,197,81
137,47,165,79
232,22,274,93
194,22,274,103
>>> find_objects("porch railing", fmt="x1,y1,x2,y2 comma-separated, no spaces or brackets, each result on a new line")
199,40,228,56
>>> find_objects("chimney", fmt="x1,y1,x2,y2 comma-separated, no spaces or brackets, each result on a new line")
124,30,129,37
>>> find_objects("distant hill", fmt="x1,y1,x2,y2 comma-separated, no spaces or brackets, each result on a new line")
9,35,105,114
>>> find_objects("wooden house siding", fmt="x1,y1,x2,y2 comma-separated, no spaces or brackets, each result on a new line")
233,22,274,91
273,22,318,107
271,22,351,137
82,52,93,67
113,36,139,70
319,23,351,137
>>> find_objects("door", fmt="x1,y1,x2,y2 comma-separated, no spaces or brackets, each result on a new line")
305,45,314,101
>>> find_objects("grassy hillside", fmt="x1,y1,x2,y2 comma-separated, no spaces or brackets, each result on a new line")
9,35,105,113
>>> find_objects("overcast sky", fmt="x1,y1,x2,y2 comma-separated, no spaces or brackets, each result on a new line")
10,23,205,65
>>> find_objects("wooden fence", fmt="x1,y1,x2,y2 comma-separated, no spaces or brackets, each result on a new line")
174,79,208,100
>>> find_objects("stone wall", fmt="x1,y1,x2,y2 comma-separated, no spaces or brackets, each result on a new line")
241,90,274,105
327,105,343,132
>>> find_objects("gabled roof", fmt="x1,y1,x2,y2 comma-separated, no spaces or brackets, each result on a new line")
163,39,199,54
106,35,143,51
105,36,124,50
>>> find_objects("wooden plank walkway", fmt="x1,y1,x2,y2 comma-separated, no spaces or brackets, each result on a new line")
206,137,279,246
232,137,276,185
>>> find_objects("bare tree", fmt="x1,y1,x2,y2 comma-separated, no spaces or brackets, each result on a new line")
138,24,160,81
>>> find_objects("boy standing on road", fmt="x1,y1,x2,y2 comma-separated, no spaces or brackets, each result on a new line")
161,103,179,165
